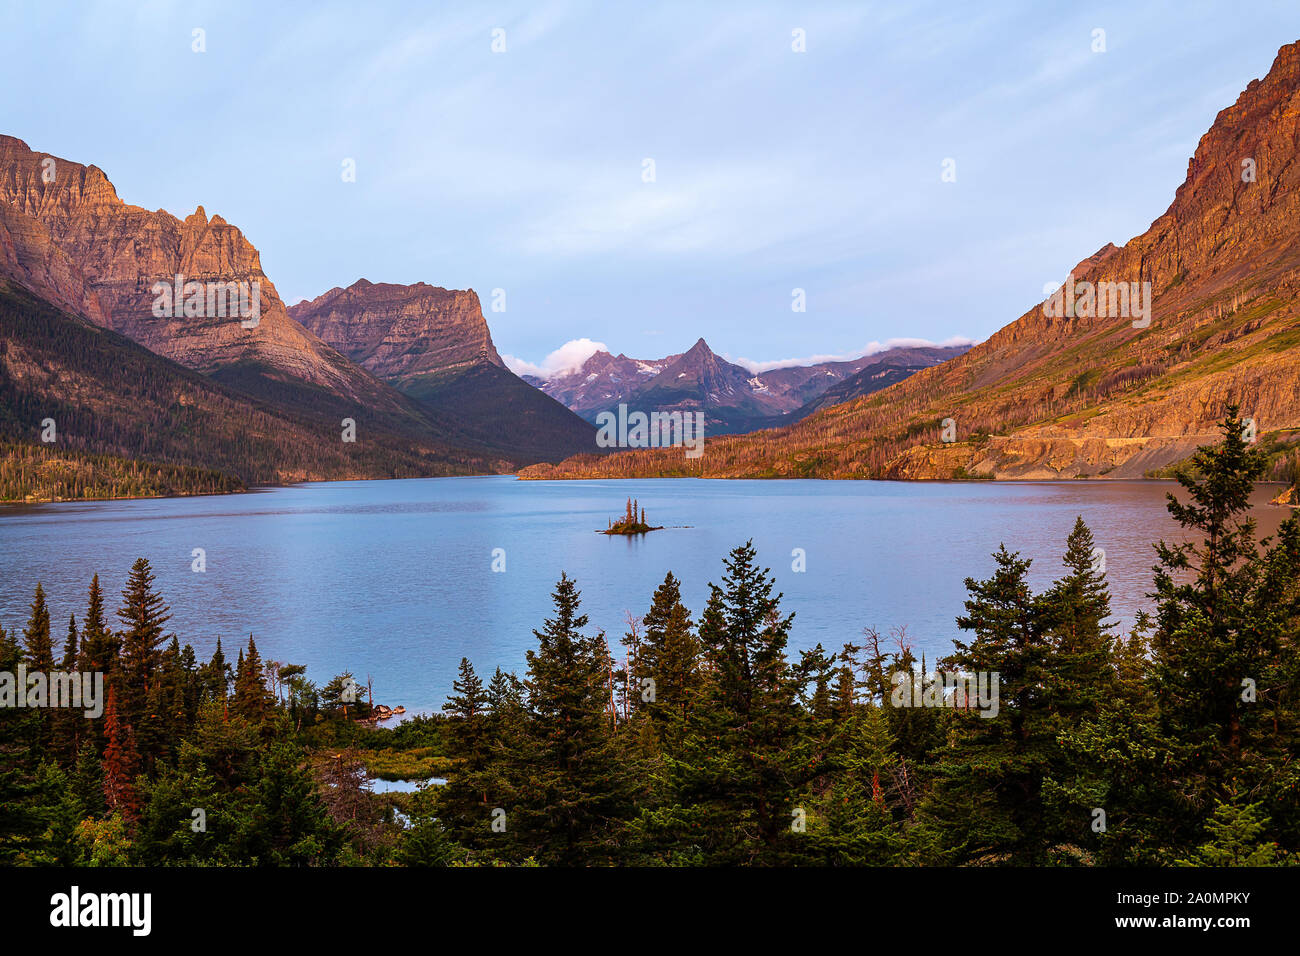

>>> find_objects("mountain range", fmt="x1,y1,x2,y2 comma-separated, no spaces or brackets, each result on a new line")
0,134,594,498
10,40,1300,498
524,338,968,434
521,41,1300,483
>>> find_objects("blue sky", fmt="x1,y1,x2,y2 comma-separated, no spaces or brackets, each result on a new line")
4,1,1300,375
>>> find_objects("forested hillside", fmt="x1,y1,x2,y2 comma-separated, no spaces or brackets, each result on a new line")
0,284,506,501
3,415,1295,866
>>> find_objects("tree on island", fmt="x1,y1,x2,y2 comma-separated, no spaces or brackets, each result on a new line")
603,499,663,535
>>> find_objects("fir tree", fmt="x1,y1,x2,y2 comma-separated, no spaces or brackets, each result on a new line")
116,558,172,754
22,583,54,748
923,544,1060,863
79,574,118,684
53,614,82,764
631,572,700,734
1040,517,1116,718
22,582,53,671
656,541,806,864
439,658,493,848
512,573,631,864
0,623,42,862
233,636,270,723
202,637,229,702
101,686,141,824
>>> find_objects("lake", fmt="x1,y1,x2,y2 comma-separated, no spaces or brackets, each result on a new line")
0,477,1290,716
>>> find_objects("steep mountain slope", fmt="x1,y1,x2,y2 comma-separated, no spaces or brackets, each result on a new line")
522,41,1300,481
0,134,574,468
290,280,595,462
0,282,504,501
788,346,972,419
0,135,402,412
530,339,965,434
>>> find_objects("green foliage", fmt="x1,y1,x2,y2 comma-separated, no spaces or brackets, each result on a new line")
3,413,1299,867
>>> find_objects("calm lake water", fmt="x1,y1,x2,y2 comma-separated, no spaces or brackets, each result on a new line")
0,477,1290,716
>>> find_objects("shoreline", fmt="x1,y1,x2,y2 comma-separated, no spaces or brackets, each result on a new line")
4,469,1293,507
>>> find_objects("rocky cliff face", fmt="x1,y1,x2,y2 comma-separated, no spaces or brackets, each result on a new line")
523,41,1300,481
0,135,404,411
289,278,596,463
0,200,107,322
288,279,504,381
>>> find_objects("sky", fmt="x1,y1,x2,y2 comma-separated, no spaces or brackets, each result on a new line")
3,1,1300,376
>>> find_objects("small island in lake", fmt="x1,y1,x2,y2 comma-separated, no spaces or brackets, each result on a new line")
602,497,664,535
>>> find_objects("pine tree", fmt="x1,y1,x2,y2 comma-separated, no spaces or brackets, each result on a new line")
631,572,700,734
202,638,229,702
922,544,1059,864
1151,409,1299,755
512,573,631,864
79,574,118,683
1136,409,1300,857
52,615,82,764
1176,799,1283,866
439,658,492,849
480,666,527,850
101,686,141,824
23,583,54,673
149,637,190,761
22,583,54,749
233,636,269,723
0,623,42,862
813,707,903,865
1040,517,1116,718
831,642,861,722
71,740,106,818
116,558,172,756
656,541,807,864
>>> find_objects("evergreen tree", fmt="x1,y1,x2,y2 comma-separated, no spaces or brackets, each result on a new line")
71,740,106,819
53,614,82,764
0,623,42,862
1128,409,1300,858
511,573,631,864
1040,517,1116,718
1176,799,1284,866
1151,409,1300,755
22,582,54,673
922,544,1060,863
79,574,118,690
101,686,141,823
811,707,904,865
631,572,700,735
116,558,172,757
439,658,492,848
651,541,807,864
21,583,54,749
202,637,229,703
233,636,270,723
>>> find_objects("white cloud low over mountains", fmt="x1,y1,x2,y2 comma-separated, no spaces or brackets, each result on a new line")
502,338,610,380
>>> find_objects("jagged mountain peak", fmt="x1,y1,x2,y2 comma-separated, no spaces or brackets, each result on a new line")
529,337,967,434
525,40,1300,479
